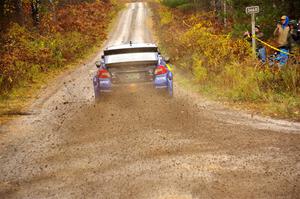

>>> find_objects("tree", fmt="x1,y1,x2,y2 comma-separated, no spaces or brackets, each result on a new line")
15,0,24,26
0,0,24,26
31,0,40,27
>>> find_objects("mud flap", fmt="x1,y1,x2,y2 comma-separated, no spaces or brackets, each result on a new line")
167,72,173,97
168,79,173,97
93,76,100,101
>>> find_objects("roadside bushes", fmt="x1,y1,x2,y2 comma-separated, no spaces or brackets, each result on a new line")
180,22,251,75
0,2,114,95
161,0,189,8
152,2,300,119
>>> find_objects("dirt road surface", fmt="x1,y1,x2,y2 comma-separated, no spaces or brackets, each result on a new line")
1,2,300,199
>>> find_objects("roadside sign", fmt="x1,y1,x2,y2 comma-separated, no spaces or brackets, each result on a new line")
246,6,259,14
245,6,260,56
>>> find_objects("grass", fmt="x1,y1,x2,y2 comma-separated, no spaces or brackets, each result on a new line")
150,2,300,121
175,68,300,120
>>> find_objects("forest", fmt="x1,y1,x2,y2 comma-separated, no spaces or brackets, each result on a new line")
0,0,114,95
154,0,300,119
161,0,300,36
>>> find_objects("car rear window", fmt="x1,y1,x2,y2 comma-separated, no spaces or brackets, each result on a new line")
104,47,158,56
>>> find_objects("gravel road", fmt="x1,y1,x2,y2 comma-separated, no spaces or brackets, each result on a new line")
0,2,300,199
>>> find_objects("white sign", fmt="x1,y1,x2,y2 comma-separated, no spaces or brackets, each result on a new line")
245,6,259,56
246,6,259,14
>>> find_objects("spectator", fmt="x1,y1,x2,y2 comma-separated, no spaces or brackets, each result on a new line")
288,20,300,54
244,25,266,63
273,15,290,66
298,19,300,34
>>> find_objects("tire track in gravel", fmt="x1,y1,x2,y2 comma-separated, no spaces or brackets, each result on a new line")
0,2,300,199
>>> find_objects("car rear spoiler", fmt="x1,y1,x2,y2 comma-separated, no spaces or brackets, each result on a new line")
104,47,158,56
106,61,157,68
104,52,158,68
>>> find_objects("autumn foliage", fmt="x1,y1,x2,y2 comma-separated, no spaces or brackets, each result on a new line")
0,2,114,95
151,3,300,119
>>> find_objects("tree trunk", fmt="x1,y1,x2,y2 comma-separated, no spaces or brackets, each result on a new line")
223,0,227,28
31,0,40,27
15,0,24,26
0,0,5,18
211,0,216,13
215,0,222,22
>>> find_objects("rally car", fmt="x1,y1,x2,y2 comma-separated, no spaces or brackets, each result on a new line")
93,42,173,100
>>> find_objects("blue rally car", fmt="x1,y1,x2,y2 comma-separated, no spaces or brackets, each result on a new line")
93,42,173,100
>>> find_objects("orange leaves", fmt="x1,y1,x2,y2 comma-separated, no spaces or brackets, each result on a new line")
38,2,113,41
0,2,115,94
57,2,111,35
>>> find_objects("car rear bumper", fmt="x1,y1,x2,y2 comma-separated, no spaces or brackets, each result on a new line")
154,74,168,88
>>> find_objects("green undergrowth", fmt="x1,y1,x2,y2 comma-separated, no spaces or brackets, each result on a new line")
151,2,300,121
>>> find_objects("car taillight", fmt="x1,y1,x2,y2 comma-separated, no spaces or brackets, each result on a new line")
98,69,110,78
155,65,167,75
